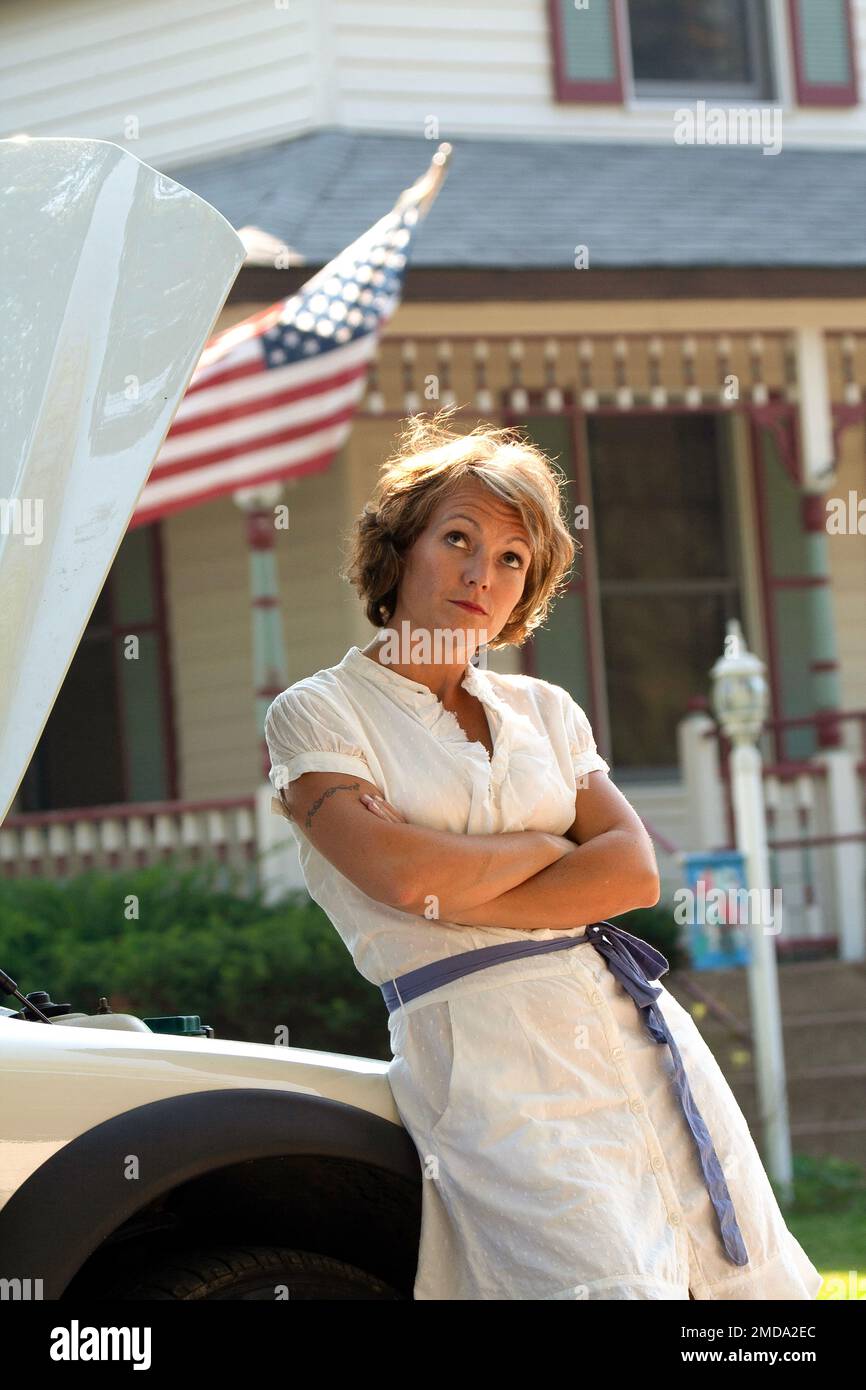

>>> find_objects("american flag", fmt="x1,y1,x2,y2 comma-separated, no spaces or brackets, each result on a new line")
130,144,452,528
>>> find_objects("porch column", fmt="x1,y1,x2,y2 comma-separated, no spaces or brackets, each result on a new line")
793,328,844,747
233,483,290,777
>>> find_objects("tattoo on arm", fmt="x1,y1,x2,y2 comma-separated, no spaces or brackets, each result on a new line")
304,781,361,829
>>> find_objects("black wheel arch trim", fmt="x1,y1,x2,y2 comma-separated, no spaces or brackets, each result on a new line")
0,1087,419,1299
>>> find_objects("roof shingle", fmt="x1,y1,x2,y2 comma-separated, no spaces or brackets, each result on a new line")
162,129,866,270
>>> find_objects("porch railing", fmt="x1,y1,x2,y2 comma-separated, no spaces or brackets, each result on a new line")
693,707,866,956
1,796,257,880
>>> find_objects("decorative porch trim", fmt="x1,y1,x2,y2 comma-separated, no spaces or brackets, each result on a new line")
360,330,803,420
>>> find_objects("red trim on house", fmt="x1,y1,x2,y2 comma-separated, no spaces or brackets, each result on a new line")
771,575,831,588
801,492,828,532
570,405,607,750
749,414,789,768
547,0,626,103
245,511,278,551
500,400,537,679
4,794,255,830
787,0,859,106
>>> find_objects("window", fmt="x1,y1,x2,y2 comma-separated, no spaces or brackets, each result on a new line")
627,0,774,100
587,412,744,778
549,0,858,106
516,409,745,778
18,524,176,811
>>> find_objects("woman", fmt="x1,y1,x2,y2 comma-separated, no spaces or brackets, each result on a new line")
264,410,822,1301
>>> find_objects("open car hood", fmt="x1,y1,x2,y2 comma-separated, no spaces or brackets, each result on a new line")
0,137,245,824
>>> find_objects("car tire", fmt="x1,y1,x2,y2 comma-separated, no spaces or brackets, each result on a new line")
108,1244,406,1300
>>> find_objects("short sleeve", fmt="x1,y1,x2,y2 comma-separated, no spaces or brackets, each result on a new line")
264,684,376,794
562,692,610,780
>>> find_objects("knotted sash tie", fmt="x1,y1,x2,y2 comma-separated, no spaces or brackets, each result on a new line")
582,922,749,1266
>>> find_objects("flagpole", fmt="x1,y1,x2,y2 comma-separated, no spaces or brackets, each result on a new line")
283,142,454,303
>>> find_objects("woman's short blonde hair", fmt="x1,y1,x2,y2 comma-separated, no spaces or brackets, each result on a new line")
341,406,578,649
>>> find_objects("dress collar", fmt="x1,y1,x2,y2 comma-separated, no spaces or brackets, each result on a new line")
341,643,485,702
338,644,566,831
341,643,503,756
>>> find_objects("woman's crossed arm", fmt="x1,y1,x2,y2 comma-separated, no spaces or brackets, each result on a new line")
276,771,574,915
439,772,660,930
278,766,658,930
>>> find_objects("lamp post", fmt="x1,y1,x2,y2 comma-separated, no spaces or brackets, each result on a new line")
710,618,793,1200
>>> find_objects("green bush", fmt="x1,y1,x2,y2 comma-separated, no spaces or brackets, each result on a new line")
771,1151,866,1215
0,864,391,1057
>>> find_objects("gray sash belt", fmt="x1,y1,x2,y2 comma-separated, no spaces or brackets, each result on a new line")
381,919,749,1268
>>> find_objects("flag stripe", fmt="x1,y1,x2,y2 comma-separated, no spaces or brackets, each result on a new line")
135,421,356,524
151,396,365,479
132,447,342,528
163,334,376,434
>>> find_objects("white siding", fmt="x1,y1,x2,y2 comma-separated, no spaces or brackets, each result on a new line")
0,0,318,168
3,0,866,173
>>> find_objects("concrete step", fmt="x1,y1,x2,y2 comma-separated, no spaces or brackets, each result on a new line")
666,959,866,1016
725,1065,866,1127
678,1009,866,1072
663,960,866,1169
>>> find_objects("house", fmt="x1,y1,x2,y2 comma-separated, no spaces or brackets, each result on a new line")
3,0,865,960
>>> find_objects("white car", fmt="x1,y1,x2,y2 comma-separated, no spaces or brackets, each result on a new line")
0,138,416,1301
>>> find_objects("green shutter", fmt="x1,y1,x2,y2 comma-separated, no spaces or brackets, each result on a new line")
790,0,858,105
550,0,624,102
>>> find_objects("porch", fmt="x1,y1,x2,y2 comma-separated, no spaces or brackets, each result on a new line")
6,320,866,962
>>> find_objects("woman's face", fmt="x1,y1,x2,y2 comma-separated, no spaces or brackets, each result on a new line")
389,479,532,652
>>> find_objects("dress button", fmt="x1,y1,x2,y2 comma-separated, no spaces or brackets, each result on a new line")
669,1211,682,1227
590,991,603,1006
629,1097,645,1115
611,1046,624,1061
651,1155,664,1172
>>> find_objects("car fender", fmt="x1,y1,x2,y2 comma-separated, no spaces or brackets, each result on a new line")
0,1087,419,1299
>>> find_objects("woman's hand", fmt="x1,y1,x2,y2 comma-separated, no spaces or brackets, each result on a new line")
360,791,408,824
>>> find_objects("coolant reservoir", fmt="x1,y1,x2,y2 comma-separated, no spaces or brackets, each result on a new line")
50,1012,153,1032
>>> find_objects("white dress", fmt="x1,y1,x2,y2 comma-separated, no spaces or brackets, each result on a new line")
264,644,823,1301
